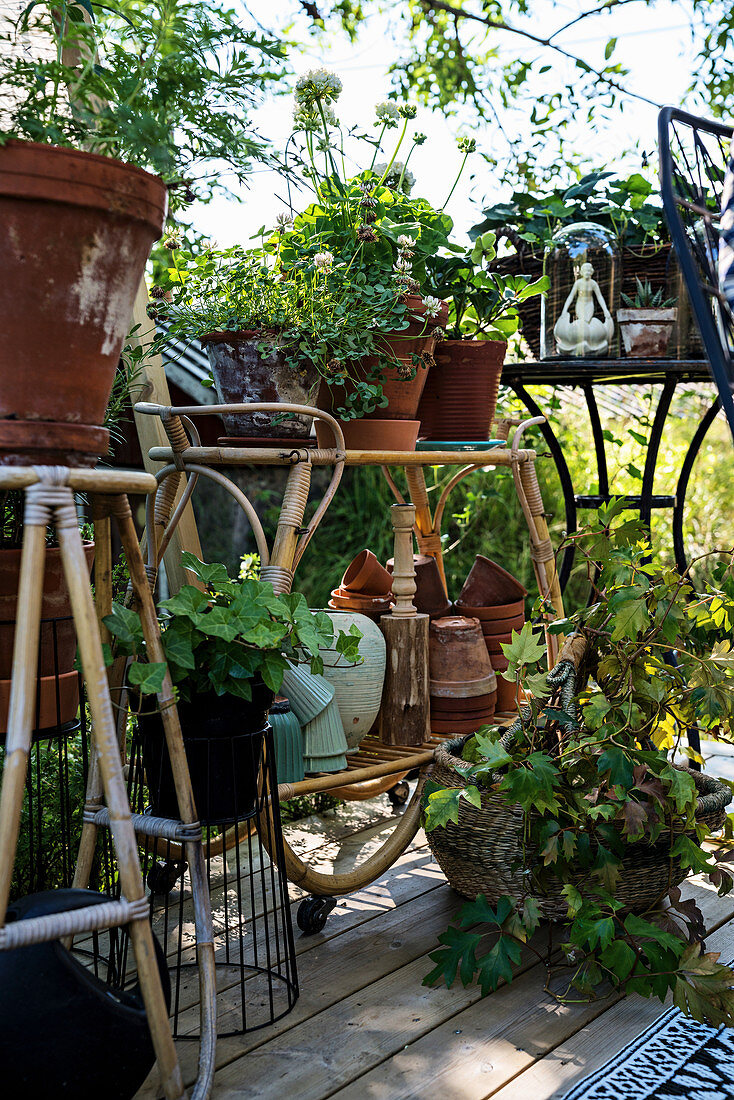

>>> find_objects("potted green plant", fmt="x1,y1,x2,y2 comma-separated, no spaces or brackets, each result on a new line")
618,278,678,358
0,1,280,464
421,502,734,1025
418,229,548,441
104,553,361,822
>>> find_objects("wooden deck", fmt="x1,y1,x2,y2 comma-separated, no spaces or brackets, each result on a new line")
136,790,734,1100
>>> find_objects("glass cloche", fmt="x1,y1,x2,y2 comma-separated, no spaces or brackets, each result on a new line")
541,221,621,358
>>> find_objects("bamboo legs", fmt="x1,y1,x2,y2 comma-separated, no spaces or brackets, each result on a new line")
0,470,185,1100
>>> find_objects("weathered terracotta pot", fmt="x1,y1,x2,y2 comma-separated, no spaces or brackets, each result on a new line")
429,615,495,699
430,689,497,715
0,141,167,465
495,674,519,714
455,599,525,622
459,555,528,607
0,544,95,679
480,614,525,635
330,588,392,612
617,308,677,358
202,332,318,439
387,554,451,618
341,550,393,597
418,339,506,441
0,670,81,734
315,417,420,452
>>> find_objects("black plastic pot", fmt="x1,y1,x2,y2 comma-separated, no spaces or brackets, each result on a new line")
138,681,274,825
0,889,169,1100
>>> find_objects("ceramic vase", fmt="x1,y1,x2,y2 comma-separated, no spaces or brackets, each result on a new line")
318,610,387,751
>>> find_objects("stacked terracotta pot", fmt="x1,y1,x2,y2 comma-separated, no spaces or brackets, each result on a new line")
428,615,497,734
455,556,528,715
387,554,451,619
329,550,393,622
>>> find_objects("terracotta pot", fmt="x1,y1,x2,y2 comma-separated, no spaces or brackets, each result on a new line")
430,714,495,735
417,339,506,441
495,675,519,714
0,670,80,735
431,692,497,717
429,615,495,699
484,631,513,652
330,588,392,611
342,550,393,597
387,554,450,618
0,544,95,679
459,555,528,607
201,331,318,439
315,417,420,452
480,614,526,635
617,308,677,358
456,599,525,622
0,141,167,466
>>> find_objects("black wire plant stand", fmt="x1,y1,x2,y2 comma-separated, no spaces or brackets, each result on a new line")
104,719,299,1039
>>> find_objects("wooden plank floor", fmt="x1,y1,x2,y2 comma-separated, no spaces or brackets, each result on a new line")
135,790,734,1100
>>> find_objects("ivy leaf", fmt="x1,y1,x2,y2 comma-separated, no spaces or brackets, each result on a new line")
424,925,482,989
475,934,524,994
103,604,145,650
673,946,734,1027
593,844,621,892
661,766,697,815
600,938,637,981
610,599,649,641
180,552,231,591
423,787,463,831
671,835,715,875
500,622,546,667
597,745,634,789
562,884,583,918
159,584,209,619
473,731,512,770
620,800,647,840
521,897,541,937
259,651,287,693
624,913,685,952
127,660,167,695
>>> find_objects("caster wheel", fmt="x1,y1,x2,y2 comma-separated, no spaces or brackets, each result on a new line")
297,896,336,935
387,780,410,807
146,859,187,895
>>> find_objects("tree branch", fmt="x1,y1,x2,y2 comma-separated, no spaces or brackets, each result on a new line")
418,0,662,109
547,0,645,43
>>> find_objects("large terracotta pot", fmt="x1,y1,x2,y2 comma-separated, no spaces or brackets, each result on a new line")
201,331,319,440
0,141,167,466
315,416,420,452
417,339,506,441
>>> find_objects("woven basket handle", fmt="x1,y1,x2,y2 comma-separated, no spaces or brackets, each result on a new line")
554,633,588,672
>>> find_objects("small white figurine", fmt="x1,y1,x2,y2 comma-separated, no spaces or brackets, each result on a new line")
554,261,614,357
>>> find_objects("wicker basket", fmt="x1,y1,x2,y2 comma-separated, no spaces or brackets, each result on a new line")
426,737,732,919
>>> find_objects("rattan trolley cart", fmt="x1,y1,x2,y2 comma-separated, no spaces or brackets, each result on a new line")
134,401,565,933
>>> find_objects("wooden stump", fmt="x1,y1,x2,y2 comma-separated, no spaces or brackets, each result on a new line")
379,613,430,746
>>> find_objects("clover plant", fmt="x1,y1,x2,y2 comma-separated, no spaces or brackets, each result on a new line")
104,553,362,703
423,501,734,1025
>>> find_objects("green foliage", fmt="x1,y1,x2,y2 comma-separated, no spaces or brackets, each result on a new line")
1,1,283,196
104,552,362,704
472,171,667,252
425,228,548,341
621,278,677,310
422,509,734,1025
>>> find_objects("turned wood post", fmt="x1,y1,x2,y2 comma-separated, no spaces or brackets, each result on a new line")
379,504,430,746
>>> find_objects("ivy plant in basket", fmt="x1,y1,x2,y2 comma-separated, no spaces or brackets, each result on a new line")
0,0,281,465
422,501,734,1025
104,553,361,824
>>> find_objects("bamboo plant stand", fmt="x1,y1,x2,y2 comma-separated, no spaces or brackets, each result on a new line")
0,465,216,1100
134,402,565,933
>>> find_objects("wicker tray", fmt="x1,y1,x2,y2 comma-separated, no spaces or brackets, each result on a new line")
426,737,732,919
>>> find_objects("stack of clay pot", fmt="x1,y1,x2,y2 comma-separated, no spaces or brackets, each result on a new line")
455,555,528,715
387,554,451,619
329,549,393,622
428,615,497,735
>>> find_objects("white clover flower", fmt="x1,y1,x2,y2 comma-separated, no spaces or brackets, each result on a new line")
294,68,343,107
293,101,338,132
375,100,400,126
398,235,416,250
423,296,442,319
275,212,293,230
457,135,477,153
314,251,334,271
374,161,415,194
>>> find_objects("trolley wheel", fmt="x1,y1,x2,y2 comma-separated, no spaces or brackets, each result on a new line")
146,859,187,896
387,780,410,807
297,895,336,935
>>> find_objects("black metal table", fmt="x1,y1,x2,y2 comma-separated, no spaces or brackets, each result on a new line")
503,359,720,591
